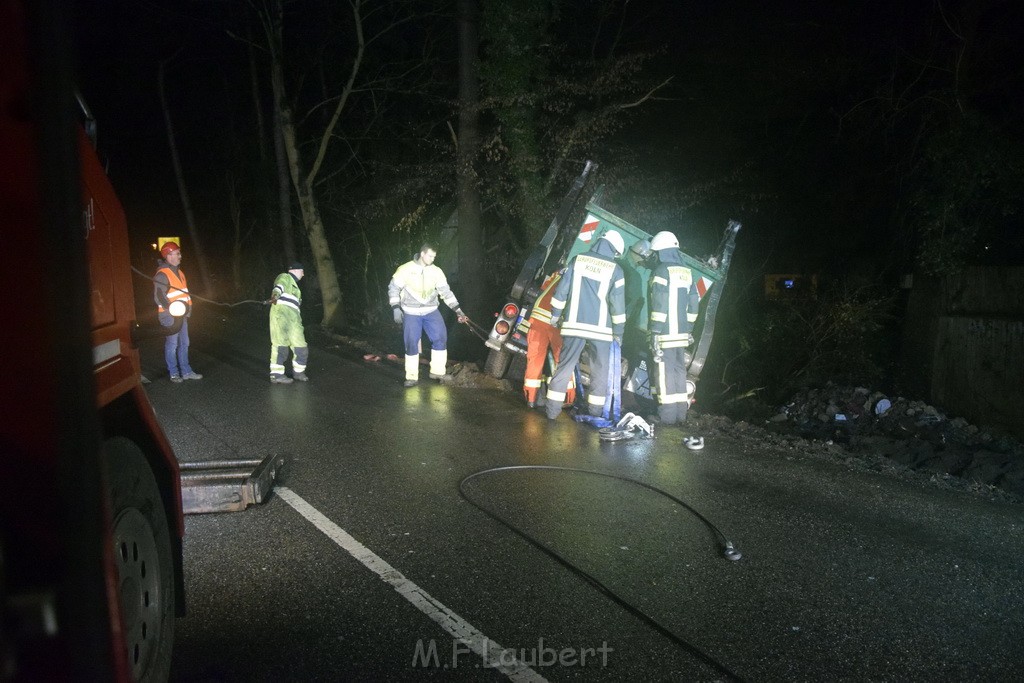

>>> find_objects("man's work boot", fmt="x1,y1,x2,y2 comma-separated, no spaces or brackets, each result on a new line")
428,349,448,381
293,372,309,382
404,379,418,388
270,374,293,384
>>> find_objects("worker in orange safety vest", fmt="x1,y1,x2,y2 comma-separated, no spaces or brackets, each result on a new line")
153,241,202,383
523,271,576,408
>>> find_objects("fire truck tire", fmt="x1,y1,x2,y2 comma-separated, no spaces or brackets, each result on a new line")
103,438,175,683
484,347,513,378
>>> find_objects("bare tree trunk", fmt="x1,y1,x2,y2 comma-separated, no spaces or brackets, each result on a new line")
159,55,213,294
457,0,483,314
227,171,243,292
273,102,296,263
246,20,267,162
266,0,346,329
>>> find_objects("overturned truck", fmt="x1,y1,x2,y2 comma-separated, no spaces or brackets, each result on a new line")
483,162,740,411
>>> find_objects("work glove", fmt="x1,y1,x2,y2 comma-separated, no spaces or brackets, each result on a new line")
393,308,404,325
455,308,468,323
549,316,561,328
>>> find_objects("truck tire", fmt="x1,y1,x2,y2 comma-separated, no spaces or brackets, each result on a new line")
484,348,513,379
103,438,175,683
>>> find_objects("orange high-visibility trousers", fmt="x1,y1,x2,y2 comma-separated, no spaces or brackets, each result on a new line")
523,320,575,405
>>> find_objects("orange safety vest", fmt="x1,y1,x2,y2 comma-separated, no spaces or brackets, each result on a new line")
528,273,561,325
156,266,191,313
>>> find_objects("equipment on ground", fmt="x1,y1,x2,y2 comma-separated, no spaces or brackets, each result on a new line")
180,455,285,514
598,412,656,441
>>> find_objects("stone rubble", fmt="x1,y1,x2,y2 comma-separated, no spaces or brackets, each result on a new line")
757,383,1024,500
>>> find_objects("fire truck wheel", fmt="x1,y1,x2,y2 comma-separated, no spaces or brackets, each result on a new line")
103,438,175,683
484,347,513,379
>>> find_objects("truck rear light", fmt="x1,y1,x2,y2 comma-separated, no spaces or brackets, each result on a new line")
502,303,519,319
495,320,511,335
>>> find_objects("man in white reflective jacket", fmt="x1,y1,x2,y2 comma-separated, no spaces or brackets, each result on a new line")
388,243,467,387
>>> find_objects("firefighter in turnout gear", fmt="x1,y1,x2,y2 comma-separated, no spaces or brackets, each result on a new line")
154,241,202,383
544,230,627,420
268,262,308,384
388,243,467,387
648,231,699,424
523,271,576,408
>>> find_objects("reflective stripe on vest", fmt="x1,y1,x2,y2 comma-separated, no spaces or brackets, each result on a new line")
156,267,191,313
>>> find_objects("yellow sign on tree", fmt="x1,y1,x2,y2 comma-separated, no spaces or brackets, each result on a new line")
155,236,181,253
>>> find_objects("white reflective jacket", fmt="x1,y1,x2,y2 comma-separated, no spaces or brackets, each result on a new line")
388,259,460,316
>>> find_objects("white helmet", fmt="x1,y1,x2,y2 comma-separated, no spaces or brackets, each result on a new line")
600,229,625,256
651,230,679,251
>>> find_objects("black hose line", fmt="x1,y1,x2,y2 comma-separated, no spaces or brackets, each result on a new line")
459,465,746,682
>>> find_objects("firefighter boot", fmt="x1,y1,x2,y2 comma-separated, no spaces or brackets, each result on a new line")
404,354,419,387
544,389,563,420
657,402,678,425
428,348,451,381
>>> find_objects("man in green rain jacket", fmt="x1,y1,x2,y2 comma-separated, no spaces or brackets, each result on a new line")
269,262,308,384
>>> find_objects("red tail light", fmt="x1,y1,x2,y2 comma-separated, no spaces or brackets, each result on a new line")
495,320,511,335
502,304,519,319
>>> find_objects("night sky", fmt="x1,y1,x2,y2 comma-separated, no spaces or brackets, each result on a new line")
72,0,1024,293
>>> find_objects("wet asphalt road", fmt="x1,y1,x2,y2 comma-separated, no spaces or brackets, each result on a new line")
142,308,1024,682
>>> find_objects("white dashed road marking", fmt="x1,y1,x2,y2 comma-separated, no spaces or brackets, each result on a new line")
276,486,548,682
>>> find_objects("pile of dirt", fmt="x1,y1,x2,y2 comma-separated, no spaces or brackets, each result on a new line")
733,384,1024,501
441,361,515,392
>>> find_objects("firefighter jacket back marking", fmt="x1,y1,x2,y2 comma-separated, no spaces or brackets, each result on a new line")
649,249,699,349
550,242,626,342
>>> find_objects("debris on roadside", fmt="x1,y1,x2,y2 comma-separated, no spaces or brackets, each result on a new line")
437,361,514,391
761,383,1024,500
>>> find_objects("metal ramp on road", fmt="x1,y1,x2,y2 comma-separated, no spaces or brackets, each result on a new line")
179,454,285,514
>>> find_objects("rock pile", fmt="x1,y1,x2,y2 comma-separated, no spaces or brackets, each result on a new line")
764,384,1024,498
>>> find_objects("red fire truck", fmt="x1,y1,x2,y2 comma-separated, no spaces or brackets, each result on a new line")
2,2,184,679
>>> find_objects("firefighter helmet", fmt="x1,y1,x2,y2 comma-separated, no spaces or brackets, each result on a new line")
650,231,679,251
629,239,652,260
600,230,625,256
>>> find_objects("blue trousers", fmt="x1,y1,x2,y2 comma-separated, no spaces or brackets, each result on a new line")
403,309,447,355
163,316,194,377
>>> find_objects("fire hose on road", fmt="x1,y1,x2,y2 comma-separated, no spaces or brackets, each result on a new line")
459,465,745,682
